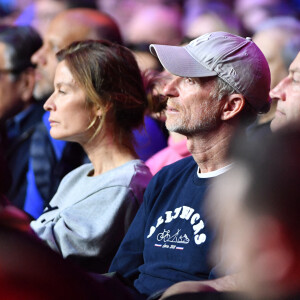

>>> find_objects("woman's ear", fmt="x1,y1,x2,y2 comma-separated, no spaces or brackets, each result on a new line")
221,94,245,121
95,105,102,117
94,102,112,118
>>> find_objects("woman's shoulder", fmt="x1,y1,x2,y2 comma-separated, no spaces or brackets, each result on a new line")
131,159,153,182
84,159,150,192
111,159,152,185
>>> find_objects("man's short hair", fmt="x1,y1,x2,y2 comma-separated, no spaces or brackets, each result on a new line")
212,77,257,126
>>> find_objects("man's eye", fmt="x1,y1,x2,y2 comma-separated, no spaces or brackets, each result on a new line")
291,72,300,84
51,45,60,53
292,77,300,84
292,78,300,86
185,77,195,84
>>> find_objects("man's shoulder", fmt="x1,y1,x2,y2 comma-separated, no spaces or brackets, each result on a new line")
147,156,196,189
159,156,195,174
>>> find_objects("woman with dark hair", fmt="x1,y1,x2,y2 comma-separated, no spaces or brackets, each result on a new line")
31,40,152,273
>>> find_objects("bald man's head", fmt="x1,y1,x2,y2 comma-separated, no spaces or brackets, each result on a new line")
53,8,123,46
31,8,122,100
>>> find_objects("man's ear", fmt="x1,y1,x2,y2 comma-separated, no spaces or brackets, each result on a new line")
18,68,35,103
221,94,245,121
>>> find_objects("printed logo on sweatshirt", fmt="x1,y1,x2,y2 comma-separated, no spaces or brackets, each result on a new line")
153,228,191,250
157,229,190,244
147,205,207,249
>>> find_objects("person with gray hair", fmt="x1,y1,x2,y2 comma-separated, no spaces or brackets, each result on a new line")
109,31,271,298
160,48,300,300
250,16,300,131
161,124,300,300
0,25,43,209
270,51,300,132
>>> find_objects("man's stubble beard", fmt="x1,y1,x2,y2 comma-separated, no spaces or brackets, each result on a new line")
33,80,54,102
166,102,222,136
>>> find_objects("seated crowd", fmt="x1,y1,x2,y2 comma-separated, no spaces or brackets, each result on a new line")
0,1,300,299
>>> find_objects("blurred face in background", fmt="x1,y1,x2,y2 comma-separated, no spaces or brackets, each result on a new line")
31,13,93,101
207,165,283,299
253,28,289,89
207,166,256,283
270,52,300,132
30,0,68,37
0,43,29,120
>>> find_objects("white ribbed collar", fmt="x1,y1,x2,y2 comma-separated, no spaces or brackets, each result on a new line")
197,163,233,178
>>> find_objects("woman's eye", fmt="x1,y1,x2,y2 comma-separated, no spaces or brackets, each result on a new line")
58,89,66,94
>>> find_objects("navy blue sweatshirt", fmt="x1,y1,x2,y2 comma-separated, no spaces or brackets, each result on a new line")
110,156,225,296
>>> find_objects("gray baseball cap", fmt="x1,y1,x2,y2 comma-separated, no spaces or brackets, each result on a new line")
150,31,271,113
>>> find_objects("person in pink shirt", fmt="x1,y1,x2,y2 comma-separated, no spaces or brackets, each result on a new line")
146,131,190,175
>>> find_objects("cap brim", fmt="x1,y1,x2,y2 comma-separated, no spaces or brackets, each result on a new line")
150,44,217,77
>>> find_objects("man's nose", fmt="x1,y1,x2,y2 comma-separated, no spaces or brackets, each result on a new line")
270,77,288,102
162,76,180,98
31,45,46,65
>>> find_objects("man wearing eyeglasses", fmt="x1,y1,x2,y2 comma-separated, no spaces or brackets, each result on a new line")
0,25,43,209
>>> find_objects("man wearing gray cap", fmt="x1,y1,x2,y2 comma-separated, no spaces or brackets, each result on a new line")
109,31,271,298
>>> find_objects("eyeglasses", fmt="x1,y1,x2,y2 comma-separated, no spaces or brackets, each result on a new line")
0,66,31,79
0,68,14,74
0,68,21,76
0,64,35,76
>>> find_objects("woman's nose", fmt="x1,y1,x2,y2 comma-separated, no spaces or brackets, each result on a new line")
43,94,55,111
